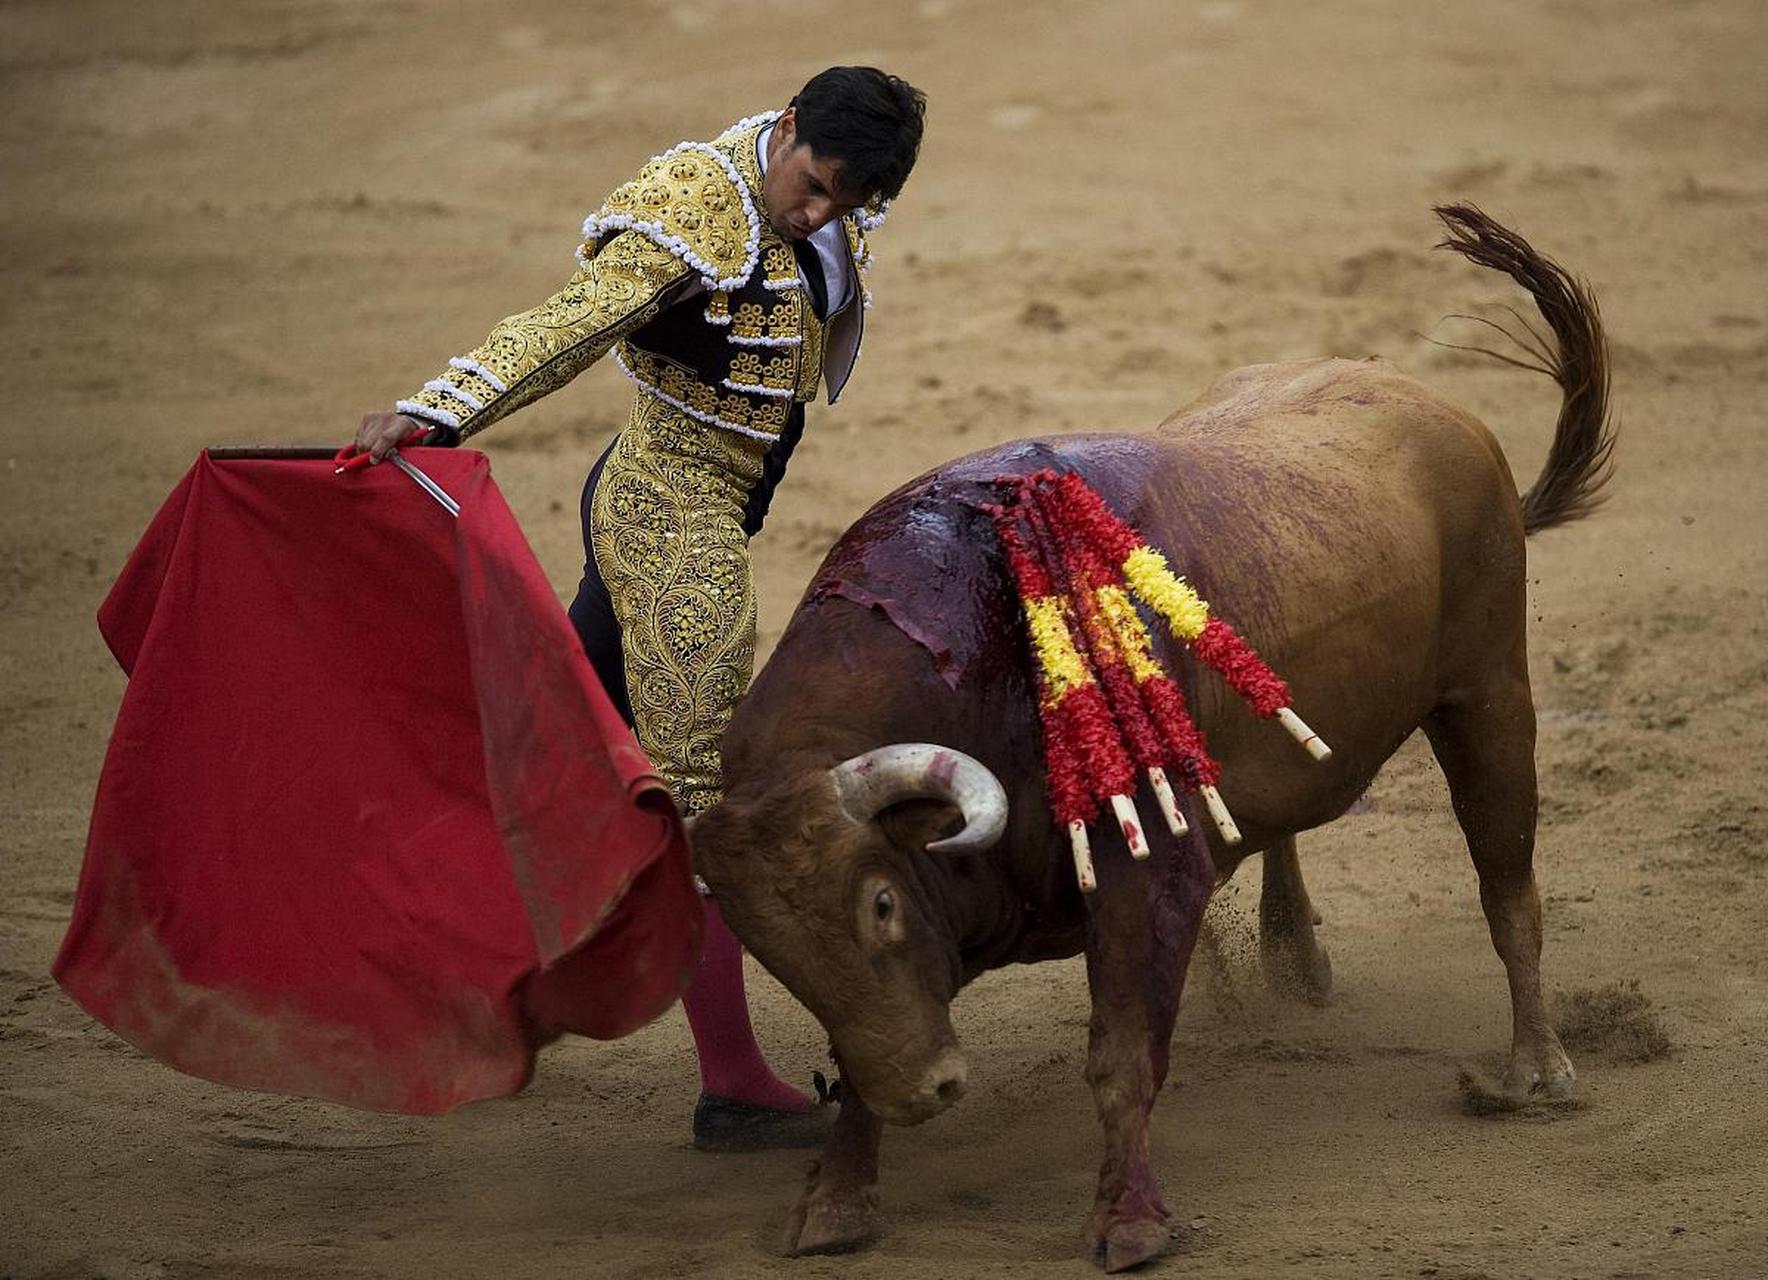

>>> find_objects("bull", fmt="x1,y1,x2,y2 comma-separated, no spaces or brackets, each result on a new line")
691,205,1614,1271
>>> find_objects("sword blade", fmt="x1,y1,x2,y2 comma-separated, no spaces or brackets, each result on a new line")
388,453,460,518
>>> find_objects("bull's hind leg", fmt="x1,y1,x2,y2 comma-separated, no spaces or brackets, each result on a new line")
1081,829,1214,1272
1259,838,1333,1004
1423,677,1575,1098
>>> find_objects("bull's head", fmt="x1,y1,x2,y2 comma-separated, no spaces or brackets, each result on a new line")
692,744,1006,1125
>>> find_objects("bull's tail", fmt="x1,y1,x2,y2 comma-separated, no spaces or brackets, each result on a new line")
1433,203,1617,535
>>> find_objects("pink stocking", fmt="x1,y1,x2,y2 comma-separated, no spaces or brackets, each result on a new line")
681,899,813,1111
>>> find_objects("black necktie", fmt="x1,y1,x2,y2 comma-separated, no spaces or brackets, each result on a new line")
792,237,829,320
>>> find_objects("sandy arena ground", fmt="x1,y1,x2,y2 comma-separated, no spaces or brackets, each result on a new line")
4,1,1766,1276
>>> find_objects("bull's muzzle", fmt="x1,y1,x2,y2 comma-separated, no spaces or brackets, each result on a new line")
876,1047,968,1125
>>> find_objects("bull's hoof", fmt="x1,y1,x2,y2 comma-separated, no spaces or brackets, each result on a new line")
1458,1045,1580,1117
781,1183,879,1256
1505,1045,1577,1101
1260,934,1333,1005
1096,1217,1171,1273
1086,1203,1172,1274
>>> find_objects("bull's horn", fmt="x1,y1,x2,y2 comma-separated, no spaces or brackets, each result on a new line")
830,744,1008,854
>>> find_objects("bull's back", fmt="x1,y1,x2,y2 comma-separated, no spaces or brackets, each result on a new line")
1088,356,1526,839
745,354,1528,852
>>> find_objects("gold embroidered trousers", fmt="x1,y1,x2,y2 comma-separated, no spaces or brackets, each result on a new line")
584,394,771,817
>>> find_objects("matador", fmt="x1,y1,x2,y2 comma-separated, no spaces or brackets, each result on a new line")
348,67,927,1150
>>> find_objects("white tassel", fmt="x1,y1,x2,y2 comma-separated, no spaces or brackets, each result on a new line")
721,377,795,399
727,333,802,348
725,108,783,136
447,357,507,393
394,400,460,430
423,379,483,412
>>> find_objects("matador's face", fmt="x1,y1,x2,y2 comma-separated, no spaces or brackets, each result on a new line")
762,108,869,241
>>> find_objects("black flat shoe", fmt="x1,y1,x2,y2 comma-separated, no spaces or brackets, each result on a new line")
692,1091,835,1153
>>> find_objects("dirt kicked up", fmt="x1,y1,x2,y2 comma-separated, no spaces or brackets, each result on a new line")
3,1,1765,1277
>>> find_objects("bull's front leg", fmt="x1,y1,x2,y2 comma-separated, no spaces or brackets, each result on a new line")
781,1081,884,1255
1081,826,1214,1272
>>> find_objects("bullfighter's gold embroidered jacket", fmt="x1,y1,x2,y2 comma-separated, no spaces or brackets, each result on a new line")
394,111,881,446
392,111,889,817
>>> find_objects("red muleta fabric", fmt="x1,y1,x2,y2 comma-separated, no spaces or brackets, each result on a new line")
53,449,701,1115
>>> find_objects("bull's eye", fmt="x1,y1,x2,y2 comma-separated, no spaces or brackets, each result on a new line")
859,875,904,946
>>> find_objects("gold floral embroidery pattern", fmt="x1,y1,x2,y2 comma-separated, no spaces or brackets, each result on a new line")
589,395,771,816
402,232,694,439
402,114,875,442
724,119,768,206
761,243,798,283
579,145,758,287
726,350,796,394
844,219,873,273
729,298,801,344
797,302,826,400
617,346,795,437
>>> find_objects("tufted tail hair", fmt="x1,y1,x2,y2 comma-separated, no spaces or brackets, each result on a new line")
1433,203,1618,535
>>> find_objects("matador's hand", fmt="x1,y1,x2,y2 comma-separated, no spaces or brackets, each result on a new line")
336,412,432,472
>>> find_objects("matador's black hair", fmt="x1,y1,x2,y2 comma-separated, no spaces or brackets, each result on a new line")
790,66,927,202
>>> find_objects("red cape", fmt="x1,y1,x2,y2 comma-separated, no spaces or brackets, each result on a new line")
54,449,701,1114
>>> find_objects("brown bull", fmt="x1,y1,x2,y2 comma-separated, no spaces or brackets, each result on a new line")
692,206,1614,1271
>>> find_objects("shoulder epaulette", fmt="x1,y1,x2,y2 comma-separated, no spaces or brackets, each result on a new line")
578,140,762,292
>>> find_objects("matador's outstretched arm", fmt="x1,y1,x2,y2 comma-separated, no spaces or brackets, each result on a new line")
394,232,700,443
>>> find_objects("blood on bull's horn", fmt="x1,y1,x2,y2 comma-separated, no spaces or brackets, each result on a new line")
829,744,1009,853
